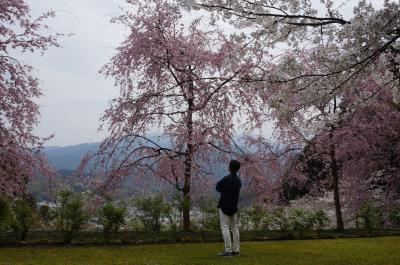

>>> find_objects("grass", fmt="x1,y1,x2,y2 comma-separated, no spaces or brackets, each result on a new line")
2,229,400,245
0,236,399,265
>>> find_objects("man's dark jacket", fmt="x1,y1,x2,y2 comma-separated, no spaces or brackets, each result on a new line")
216,173,242,216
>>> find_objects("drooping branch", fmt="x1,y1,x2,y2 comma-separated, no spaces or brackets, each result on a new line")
196,1,350,27
0,0,61,196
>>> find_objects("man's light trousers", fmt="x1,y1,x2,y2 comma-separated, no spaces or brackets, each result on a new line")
219,209,240,252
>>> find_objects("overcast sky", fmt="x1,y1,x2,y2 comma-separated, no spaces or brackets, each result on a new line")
25,0,384,147
26,0,127,146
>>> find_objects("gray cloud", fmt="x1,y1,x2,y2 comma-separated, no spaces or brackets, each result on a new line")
25,0,127,146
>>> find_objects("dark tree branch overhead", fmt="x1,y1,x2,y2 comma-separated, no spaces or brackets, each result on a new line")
198,1,350,27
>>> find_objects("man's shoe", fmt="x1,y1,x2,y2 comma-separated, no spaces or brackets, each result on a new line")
218,251,232,257
232,251,240,256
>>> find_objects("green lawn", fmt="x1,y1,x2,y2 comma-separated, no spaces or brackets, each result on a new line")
0,236,399,265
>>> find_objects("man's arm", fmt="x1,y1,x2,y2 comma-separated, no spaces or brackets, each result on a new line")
216,176,228,192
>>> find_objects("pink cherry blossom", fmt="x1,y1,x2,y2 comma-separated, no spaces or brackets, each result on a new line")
0,0,60,197
80,0,266,230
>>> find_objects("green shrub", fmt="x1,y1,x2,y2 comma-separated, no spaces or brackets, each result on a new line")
261,207,331,234
247,204,265,230
10,199,34,241
164,203,180,232
312,210,330,233
0,197,10,230
244,204,271,231
288,208,314,235
100,201,126,242
198,199,219,231
389,208,400,228
163,193,182,232
132,193,169,233
239,208,251,231
271,208,291,231
55,190,88,243
127,217,145,231
38,204,56,229
358,202,382,232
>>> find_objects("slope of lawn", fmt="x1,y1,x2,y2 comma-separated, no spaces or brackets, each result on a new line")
0,236,399,265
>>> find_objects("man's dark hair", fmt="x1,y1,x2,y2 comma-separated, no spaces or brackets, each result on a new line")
229,160,241,173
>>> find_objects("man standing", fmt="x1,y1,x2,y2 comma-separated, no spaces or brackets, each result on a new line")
216,159,242,257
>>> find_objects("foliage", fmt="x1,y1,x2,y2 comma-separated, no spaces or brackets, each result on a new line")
389,208,400,228
197,199,220,231
9,199,34,241
279,143,330,203
80,0,265,231
182,0,400,232
163,193,183,232
238,208,251,231
288,208,314,235
271,208,291,232
0,197,10,230
100,201,126,242
312,210,331,232
273,86,400,231
126,217,145,232
132,193,169,233
257,207,331,233
358,202,382,232
38,204,56,228
55,190,88,243
184,1,400,105
0,0,60,196
241,204,272,231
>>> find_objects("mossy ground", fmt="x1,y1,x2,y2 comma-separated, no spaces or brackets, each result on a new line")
0,236,399,265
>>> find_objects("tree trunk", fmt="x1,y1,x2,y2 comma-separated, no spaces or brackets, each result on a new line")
355,212,359,229
182,182,191,231
329,127,344,231
182,79,194,231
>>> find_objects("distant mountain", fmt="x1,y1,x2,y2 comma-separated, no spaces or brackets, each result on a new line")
43,138,227,177
37,139,242,201
43,142,101,170
43,135,171,171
